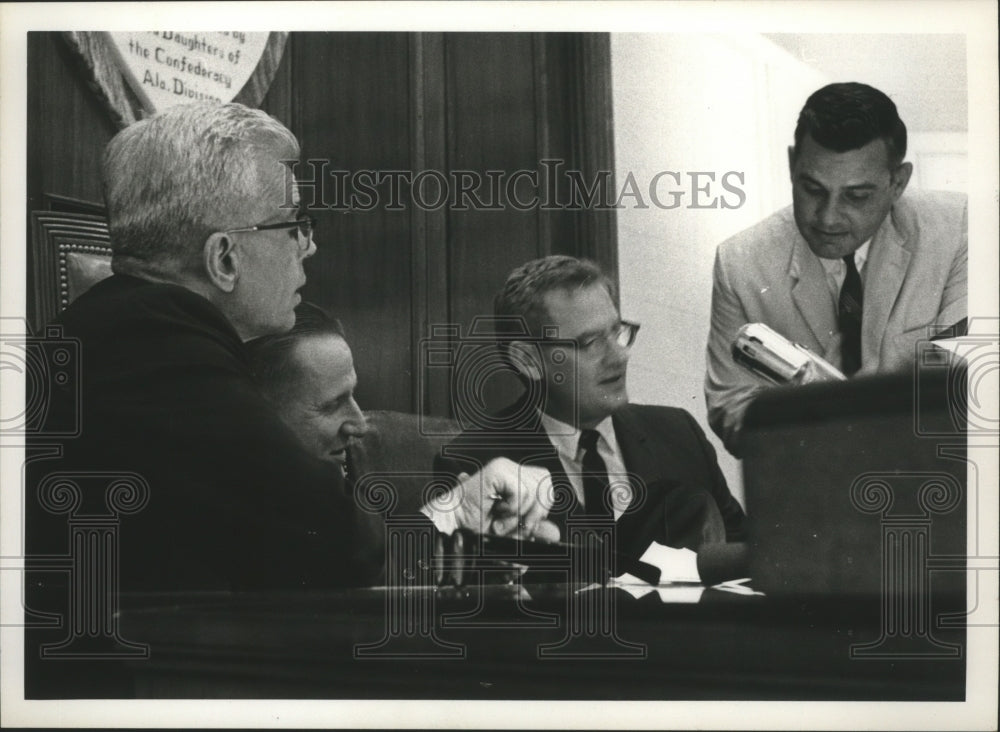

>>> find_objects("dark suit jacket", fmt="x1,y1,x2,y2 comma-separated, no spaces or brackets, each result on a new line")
26,274,383,592
435,400,747,574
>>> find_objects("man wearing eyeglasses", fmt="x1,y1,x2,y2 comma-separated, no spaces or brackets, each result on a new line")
27,102,547,599
430,256,747,583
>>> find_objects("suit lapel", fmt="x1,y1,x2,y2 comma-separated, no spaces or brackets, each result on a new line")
612,407,680,510
788,233,838,350
503,413,577,520
862,209,911,367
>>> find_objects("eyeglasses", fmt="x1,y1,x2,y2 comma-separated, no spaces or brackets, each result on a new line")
225,216,317,251
547,320,640,356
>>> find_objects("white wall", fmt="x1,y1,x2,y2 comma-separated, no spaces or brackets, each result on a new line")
610,33,828,502
908,132,967,192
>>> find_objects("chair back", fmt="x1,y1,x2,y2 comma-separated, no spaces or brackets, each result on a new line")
30,210,112,331
351,410,463,516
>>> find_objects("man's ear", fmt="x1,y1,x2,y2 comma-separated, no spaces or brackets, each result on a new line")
787,145,797,180
507,340,543,381
890,161,913,200
203,232,239,293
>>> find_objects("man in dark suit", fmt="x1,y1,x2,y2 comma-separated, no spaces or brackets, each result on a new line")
431,256,747,582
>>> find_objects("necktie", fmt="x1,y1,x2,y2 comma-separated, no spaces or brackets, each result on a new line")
838,253,863,376
579,429,612,518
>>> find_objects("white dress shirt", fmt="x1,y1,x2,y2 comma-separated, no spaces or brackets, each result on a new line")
537,410,628,520
818,238,871,303
539,410,700,581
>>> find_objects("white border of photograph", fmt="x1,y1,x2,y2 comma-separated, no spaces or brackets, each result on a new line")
2,2,997,729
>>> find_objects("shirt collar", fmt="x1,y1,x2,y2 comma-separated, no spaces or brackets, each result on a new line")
538,409,616,461
819,237,872,273
853,238,872,269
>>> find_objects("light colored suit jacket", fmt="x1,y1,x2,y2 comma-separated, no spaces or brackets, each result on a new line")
705,189,967,456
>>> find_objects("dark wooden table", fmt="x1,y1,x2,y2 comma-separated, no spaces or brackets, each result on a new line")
36,580,957,700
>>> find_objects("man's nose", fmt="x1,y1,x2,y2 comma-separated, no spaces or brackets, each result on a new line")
340,399,368,438
605,337,631,367
816,196,843,228
302,233,318,259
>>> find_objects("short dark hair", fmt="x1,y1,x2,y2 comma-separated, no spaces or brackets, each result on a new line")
246,301,346,398
493,255,615,357
793,82,907,167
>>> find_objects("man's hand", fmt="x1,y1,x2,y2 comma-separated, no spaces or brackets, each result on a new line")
794,347,847,384
422,458,561,586
452,458,554,538
796,358,833,385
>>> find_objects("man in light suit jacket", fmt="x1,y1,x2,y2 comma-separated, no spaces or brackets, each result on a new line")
432,256,747,583
705,82,967,456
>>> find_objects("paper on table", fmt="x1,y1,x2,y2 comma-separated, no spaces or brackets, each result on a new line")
587,542,705,603
605,574,706,603
638,541,701,583
581,540,756,602
712,578,764,596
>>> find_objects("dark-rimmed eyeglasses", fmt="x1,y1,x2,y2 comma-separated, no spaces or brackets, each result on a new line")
544,320,640,356
578,320,640,353
225,216,317,251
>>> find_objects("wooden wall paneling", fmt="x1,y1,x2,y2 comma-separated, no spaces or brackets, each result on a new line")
532,34,554,259
529,34,619,286
445,33,545,324
409,33,451,416
527,33,618,279
443,33,547,415
292,33,415,414
27,34,118,209
535,33,582,262
27,32,118,330
568,34,618,282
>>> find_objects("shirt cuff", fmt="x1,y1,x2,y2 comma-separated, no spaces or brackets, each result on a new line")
420,494,459,536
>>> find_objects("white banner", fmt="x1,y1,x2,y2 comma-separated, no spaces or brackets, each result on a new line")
106,31,269,113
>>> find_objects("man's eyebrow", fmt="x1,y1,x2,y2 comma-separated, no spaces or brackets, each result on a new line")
574,325,611,341
797,173,827,187
797,174,878,191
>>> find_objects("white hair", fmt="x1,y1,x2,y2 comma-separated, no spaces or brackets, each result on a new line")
102,102,299,277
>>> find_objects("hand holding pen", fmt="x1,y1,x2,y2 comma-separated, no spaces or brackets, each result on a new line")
430,458,560,586
446,457,555,537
